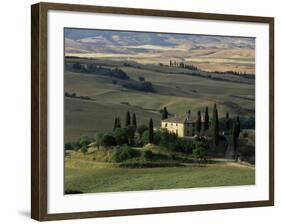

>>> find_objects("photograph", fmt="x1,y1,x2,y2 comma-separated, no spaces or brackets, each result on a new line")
63,28,256,194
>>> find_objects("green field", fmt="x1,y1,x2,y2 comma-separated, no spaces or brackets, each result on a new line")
64,58,255,142
65,151,255,193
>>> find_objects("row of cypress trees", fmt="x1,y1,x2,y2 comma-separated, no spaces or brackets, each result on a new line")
113,112,154,144
113,111,137,130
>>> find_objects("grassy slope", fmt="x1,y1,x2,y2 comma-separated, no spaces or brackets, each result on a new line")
64,97,161,142
65,156,255,193
64,66,254,141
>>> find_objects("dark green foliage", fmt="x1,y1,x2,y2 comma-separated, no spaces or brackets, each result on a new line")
125,111,131,127
149,118,154,143
212,104,219,146
173,138,193,154
169,60,198,70
79,136,91,147
137,124,148,137
196,111,202,134
111,68,130,80
231,117,241,152
161,107,169,120
144,150,154,160
240,116,255,129
237,145,255,164
101,134,116,148
204,107,209,131
153,129,176,147
64,143,72,150
113,145,141,162
95,133,104,149
141,130,150,145
64,92,94,101
236,116,241,137
113,128,128,145
113,117,121,131
152,129,192,153
87,63,97,72
132,113,137,127
138,76,145,82
122,81,155,92
73,62,82,71
67,62,130,80
113,117,118,131
65,139,84,151
192,140,209,162
225,112,231,131
126,125,136,146
192,145,208,162
220,116,254,131
232,118,240,160
71,142,81,151
81,145,88,155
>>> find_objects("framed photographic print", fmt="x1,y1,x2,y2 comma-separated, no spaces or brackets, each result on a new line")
31,2,274,221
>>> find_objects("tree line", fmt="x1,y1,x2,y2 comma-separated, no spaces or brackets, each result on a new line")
169,60,198,71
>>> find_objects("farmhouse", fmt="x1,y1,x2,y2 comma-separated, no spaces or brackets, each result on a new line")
161,112,204,137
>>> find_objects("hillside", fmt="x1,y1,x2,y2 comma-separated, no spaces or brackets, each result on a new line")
64,58,255,142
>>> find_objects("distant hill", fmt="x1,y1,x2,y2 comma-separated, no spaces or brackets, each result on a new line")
64,28,255,74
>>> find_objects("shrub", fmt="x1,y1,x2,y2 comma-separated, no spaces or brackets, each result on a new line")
101,134,116,148
79,136,91,147
110,68,130,80
126,125,136,145
144,150,154,160
114,128,128,145
95,133,104,149
64,143,72,150
137,125,148,136
192,141,209,162
81,145,88,155
155,129,178,149
113,145,140,162
141,130,150,145
71,142,81,151
122,81,155,92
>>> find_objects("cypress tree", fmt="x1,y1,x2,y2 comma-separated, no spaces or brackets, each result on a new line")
225,112,231,131
113,117,117,131
236,116,241,137
162,107,168,120
116,117,121,129
196,111,202,135
149,118,154,143
232,118,239,160
212,104,219,146
132,113,137,127
204,107,209,131
125,111,131,127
